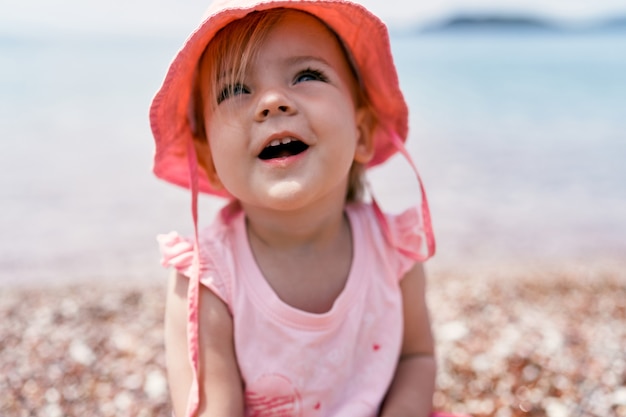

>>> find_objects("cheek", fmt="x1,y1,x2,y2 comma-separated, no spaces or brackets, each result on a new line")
311,92,359,130
317,102,361,149
207,115,237,154
207,123,247,186
207,137,232,175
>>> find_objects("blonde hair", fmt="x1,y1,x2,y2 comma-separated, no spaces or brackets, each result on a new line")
192,9,375,202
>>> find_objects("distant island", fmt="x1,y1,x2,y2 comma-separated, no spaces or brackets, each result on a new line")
412,14,626,34
429,16,554,30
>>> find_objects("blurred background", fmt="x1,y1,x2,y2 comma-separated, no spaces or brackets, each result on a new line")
1,0,625,286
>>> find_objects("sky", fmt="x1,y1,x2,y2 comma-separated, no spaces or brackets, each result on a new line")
2,0,626,37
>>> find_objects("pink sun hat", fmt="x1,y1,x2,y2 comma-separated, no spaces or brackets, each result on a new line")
149,0,410,197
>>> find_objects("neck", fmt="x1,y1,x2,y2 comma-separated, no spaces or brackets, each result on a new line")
242,195,349,251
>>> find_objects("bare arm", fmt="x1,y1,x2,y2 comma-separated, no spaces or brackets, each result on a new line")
379,263,436,417
164,271,245,417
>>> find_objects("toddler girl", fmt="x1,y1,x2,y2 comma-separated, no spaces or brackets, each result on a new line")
151,1,449,416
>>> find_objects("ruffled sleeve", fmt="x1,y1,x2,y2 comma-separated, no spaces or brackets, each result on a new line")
157,231,232,308
376,205,433,280
158,232,199,276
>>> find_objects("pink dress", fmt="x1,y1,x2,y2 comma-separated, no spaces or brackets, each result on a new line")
159,202,446,417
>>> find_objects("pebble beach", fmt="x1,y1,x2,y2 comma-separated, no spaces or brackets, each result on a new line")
2,260,625,417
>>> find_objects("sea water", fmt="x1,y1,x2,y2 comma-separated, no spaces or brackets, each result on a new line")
1,29,625,284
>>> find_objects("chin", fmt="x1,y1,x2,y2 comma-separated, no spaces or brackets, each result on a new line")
265,182,308,208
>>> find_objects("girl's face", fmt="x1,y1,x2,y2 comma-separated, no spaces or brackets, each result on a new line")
199,10,374,212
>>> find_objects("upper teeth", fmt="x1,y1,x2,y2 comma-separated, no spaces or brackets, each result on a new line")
268,138,293,147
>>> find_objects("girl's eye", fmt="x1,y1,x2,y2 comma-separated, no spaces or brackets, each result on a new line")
294,68,327,84
217,83,249,104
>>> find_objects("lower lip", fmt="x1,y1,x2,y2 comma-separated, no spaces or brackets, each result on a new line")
259,149,308,168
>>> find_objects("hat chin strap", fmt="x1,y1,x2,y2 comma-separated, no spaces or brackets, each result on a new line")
182,132,435,417
370,131,436,260
185,138,201,417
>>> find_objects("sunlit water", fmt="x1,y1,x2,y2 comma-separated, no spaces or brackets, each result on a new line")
1,29,625,285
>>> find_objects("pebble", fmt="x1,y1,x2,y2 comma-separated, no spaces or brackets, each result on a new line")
114,391,133,411
543,398,568,417
41,404,63,417
614,387,626,406
438,321,469,342
69,339,96,366
144,370,168,400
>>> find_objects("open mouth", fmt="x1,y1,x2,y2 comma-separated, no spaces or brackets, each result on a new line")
258,138,309,160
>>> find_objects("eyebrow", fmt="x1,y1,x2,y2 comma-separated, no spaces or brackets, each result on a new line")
285,55,331,67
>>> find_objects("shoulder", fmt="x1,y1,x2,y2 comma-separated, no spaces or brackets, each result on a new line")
157,201,244,307
348,202,428,257
157,212,239,272
347,201,431,280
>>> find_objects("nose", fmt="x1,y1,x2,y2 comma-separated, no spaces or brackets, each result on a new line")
254,89,297,121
